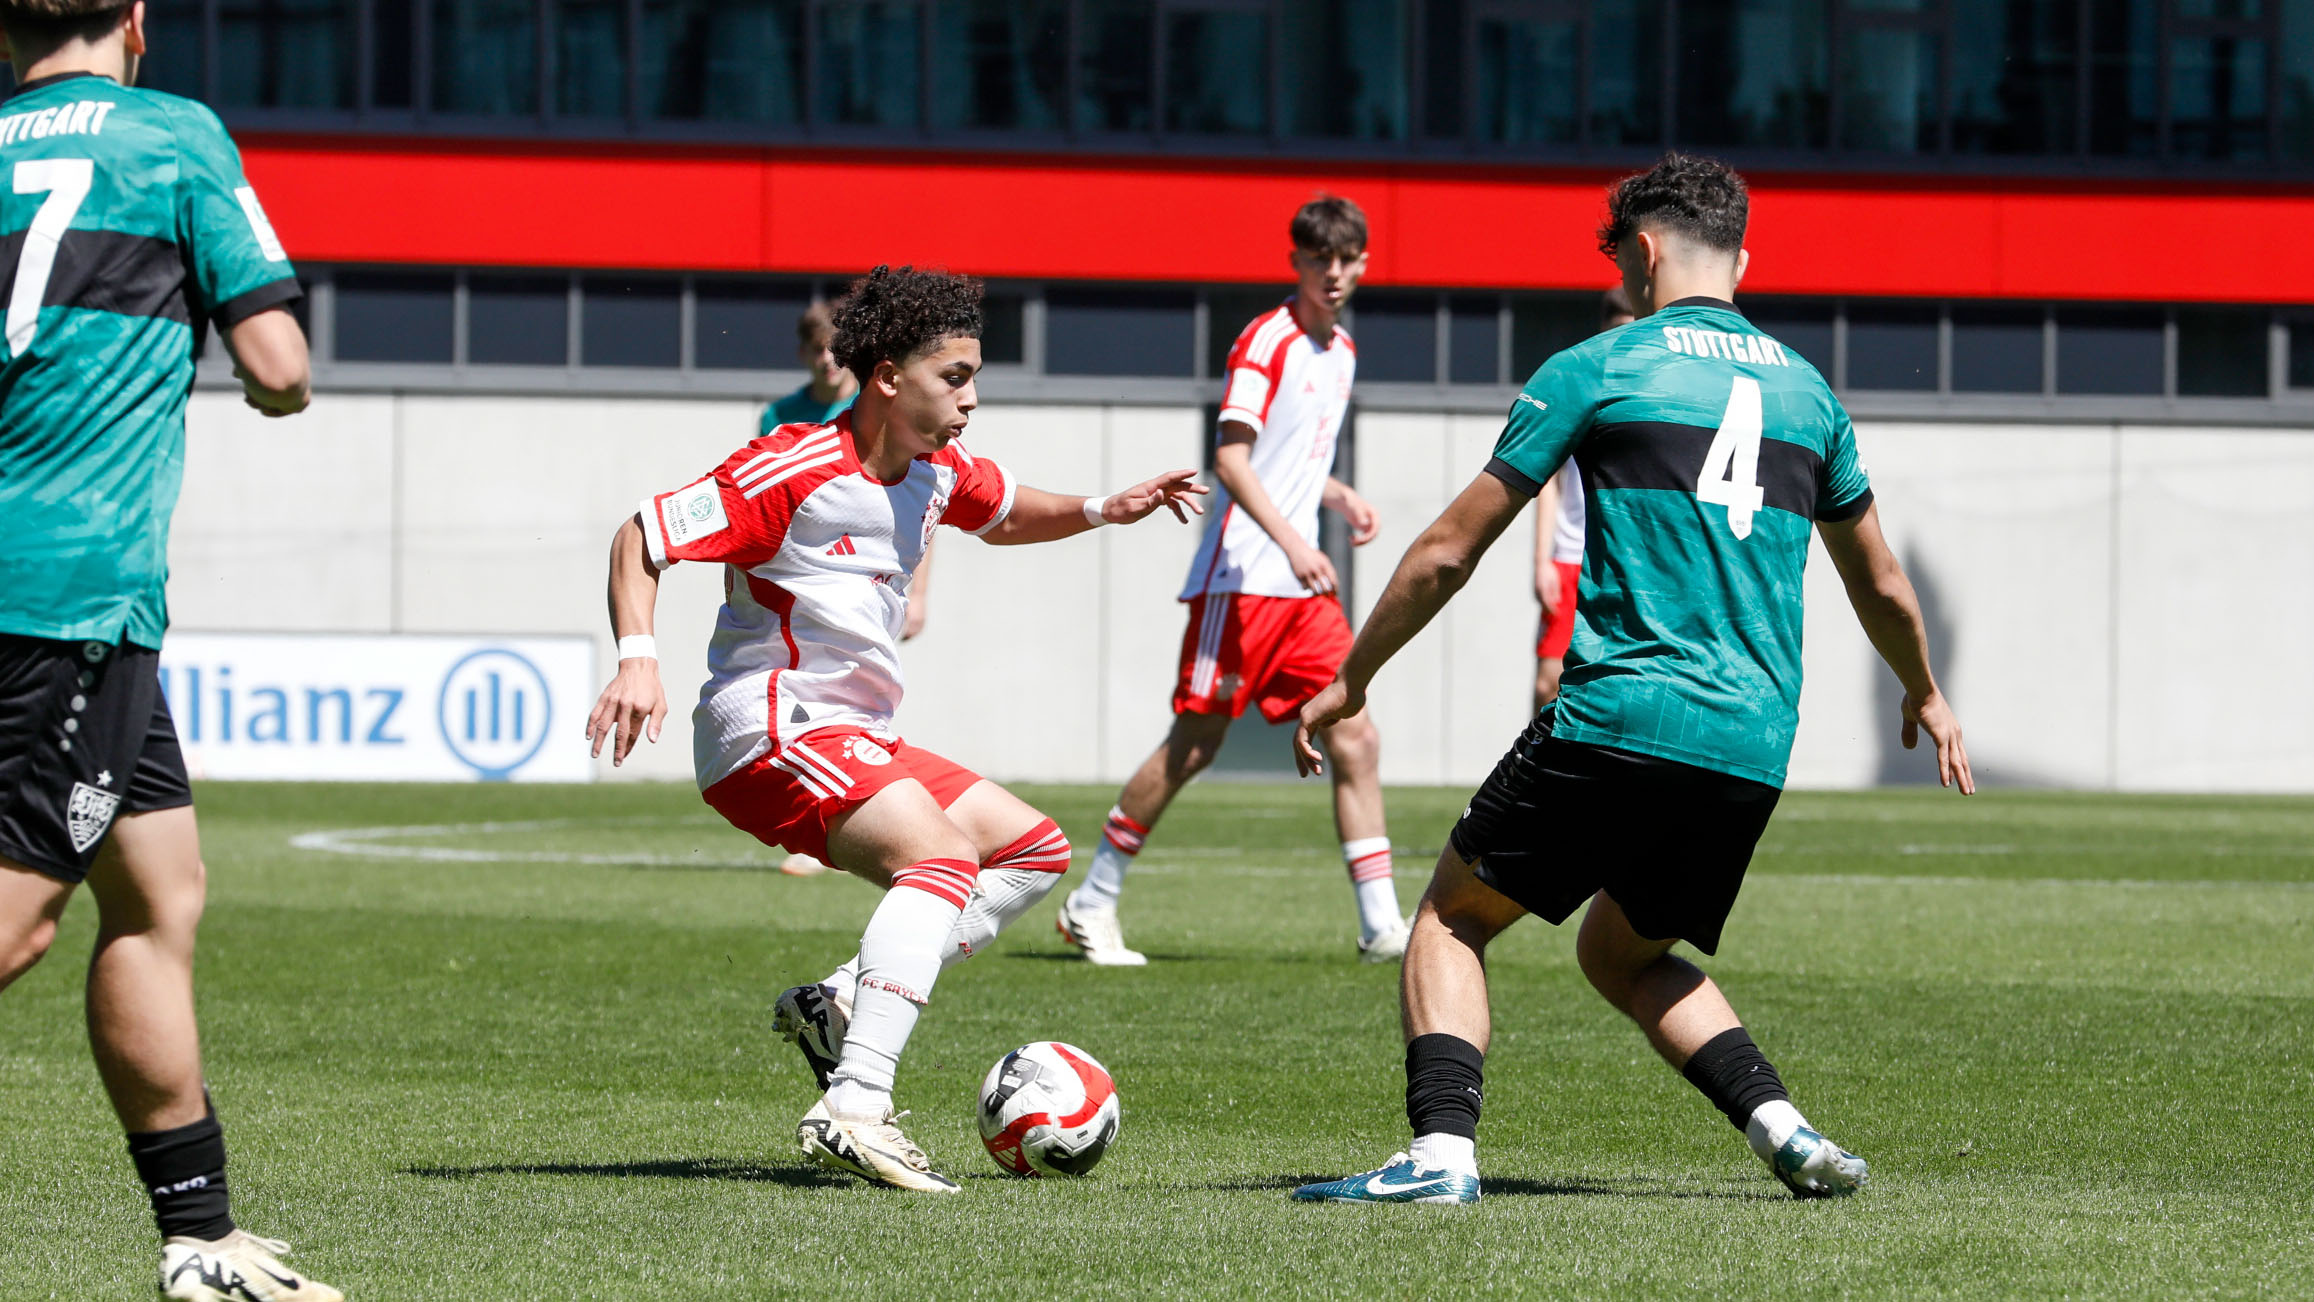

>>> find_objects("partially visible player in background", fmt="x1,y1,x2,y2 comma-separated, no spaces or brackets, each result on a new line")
587,266,1205,1193
1531,286,1634,709
0,3,336,1297
1057,194,1399,966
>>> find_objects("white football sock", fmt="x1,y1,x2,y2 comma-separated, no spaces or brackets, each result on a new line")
1745,1099,1808,1162
1069,840,1134,913
1342,837,1399,942
818,956,860,1006
825,879,963,1117
1408,1132,1477,1177
943,866,1062,966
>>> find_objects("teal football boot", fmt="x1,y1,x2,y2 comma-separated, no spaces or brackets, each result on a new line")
1291,1154,1480,1205
1770,1127,1868,1198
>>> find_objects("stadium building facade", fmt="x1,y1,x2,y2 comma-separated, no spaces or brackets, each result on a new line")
65,0,2314,789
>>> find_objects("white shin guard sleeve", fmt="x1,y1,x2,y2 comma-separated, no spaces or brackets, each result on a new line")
827,883,963,1113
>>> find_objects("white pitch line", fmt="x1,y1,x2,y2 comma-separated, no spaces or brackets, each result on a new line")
290,819,783,871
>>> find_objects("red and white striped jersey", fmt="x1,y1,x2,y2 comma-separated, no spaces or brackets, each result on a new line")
1180,303,1356,601
640,412,1016,788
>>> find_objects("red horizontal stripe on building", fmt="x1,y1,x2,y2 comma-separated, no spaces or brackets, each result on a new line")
239,134,2314,304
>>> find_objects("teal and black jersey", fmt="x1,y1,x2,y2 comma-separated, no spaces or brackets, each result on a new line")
0,71,299,648
760,383,855,434
1487,297,1872,788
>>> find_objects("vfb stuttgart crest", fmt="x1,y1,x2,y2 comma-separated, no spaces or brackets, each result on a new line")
67,781,120,853
843,736,894,767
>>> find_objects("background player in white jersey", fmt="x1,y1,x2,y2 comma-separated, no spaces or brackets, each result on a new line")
1058,195,1399,965
586,266,1204,1192
1532,287,1634,709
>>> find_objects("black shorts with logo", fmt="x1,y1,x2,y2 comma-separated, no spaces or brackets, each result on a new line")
1448,706,1781,955
0,634,192,884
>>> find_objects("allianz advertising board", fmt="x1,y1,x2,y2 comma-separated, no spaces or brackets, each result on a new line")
158,633,596,782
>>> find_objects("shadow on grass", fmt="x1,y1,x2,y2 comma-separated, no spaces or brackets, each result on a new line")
404,1158,846,1189
1219,1173,1782,1202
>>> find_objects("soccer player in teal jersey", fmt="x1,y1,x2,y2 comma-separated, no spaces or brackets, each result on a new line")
761,297,859,433
0,1,337,1296
1290,154,1973,1206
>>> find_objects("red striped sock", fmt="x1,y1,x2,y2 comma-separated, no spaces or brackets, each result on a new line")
890,857,979,909
1102,806,1150,856
987,818,1073,874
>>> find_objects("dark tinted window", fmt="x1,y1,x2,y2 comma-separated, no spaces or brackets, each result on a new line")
334,272,453,363
2291,320,2314,388
695,281,812,371
1420,0,1463,139
2176,307,2268,396
1475,14,1579,144
1845,303,1939,390
817,1,920,127
2084,0,2158,156
1078,0,1154,131
1951,304,2045,392
1674,0,1828,148
982,292,1027,365
1950,0,2078,154
2055,306,2163,394
1838,23,1938,152
1282,0,1407,139
469,275,568,366
1447,295,1499,384
216,0,356,109
557,0,627,118
582,278,682,368
433,0,537,114
1746,298,1835,375
1349,293,1436,383
1044,288,1195,376
643,0,804,123
1208,290,1288,378
2170,35,2268,161
2286,17,2314,163
1510,295,1601,381
1165,8,1269,134
933,0,1068,131
372,0,414,108
1592,0,1664,144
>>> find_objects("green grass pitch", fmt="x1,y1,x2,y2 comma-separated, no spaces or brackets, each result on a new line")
4,780,2311,1298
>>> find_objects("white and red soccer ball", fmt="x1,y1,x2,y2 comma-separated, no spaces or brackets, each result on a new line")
977,1041,1121,1177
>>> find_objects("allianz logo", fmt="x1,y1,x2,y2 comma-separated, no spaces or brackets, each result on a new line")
158,664,407,745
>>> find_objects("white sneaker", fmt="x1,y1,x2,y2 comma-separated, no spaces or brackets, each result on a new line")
772,982,852,1090
1055,897,1148,966
160,1230,341,1301
1359,916,1413,963
780,852,833,876
797,1096,961,1193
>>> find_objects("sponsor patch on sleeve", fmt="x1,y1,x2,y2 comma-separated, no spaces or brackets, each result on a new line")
660,478,729,549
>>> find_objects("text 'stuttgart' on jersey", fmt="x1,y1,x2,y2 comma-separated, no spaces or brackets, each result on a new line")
1485,297,1872,789
0,73,300,647
639,412,1017,789
1179,302,1355,601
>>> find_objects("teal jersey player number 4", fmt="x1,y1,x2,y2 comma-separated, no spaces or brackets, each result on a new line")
0,71,300,648
1487,296,1872,787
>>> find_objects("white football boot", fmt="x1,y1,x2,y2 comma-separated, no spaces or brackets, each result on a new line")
1766,1127,1869,1198
1054,897,1148,966
1359,916,1413,963
160,1230,341,1301
772,982,852,1090
797,1097,961,1193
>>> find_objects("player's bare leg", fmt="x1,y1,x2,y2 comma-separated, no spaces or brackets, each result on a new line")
1059,711,1231,964
85,807,209,1132
1320,709,1405,957
1575,891,1866,1197
0,857,74,991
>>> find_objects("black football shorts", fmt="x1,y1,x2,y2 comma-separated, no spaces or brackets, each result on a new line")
1448,706,1781,954
0,634,192,885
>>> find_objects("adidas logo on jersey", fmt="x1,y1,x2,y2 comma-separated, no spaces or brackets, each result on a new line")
826,534,858,556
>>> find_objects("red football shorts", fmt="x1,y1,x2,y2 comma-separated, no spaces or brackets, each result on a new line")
1173,592,1354,723
1535,559,1581,660
703,727,984,862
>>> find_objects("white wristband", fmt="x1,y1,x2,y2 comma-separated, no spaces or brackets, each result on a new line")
1083,495,1111,527
616,635,658,662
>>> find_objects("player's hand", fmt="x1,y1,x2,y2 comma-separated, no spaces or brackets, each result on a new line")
1292,676,1365,777
1325,483,1381,545
1104,469,1211,525
1901,689,1974,795
901,599,928,641
1285,543,1340,596
1535,568,1561,617
586,659,667,767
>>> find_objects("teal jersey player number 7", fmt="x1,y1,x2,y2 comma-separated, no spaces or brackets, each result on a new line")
1487,296,1873,787
0,71,300,649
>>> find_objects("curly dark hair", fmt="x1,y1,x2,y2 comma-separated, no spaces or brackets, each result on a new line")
0,0,129,44
1597,153,1748,259
831,265,983,381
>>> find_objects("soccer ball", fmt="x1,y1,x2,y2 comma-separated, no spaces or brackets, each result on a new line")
977,1041,1121,1177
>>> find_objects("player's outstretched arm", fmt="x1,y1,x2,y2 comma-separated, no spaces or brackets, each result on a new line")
980,470,1209,545
1819,503,1975,795
585,514,668,767
1294,469,1528,776
224,306,310,417
1321,477,1380,546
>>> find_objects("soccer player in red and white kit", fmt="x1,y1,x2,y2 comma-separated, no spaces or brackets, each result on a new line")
1057,195,1403,965
586,266,1205,1192
1532,286,1635,709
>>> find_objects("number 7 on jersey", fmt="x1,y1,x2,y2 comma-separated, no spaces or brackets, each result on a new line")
1695,375,1766,540
7,158,94,356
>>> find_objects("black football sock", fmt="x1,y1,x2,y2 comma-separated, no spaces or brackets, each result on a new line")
1679,1027,1790,1132
125,1102,236,1242
1404,1033,1486,1139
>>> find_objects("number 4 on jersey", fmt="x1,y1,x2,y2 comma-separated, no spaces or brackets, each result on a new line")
1695,375,1766,540
7,158,94,356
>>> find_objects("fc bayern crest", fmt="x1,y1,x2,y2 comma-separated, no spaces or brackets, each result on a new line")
845,737,893,767
66,781,121,853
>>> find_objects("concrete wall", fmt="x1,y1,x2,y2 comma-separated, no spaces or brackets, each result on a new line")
170,392,2314,790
